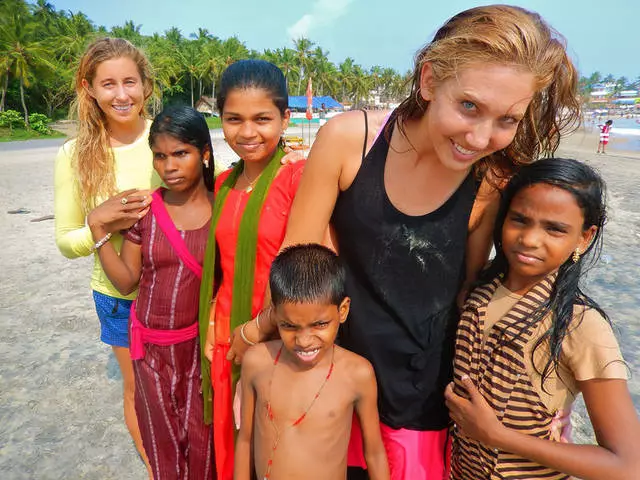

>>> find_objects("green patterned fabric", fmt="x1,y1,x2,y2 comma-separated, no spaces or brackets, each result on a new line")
198,147,285,423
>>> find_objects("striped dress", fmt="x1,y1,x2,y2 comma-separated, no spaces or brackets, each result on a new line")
126,210,213,480
451,274,569,479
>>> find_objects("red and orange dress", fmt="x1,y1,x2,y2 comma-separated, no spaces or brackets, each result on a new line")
210,161,304,480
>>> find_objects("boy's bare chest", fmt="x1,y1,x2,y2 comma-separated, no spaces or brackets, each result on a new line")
254,368,355,427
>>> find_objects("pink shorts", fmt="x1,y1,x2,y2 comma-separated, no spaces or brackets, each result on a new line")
348,415,451,480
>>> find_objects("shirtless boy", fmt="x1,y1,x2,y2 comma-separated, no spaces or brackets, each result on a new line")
234,244,389,480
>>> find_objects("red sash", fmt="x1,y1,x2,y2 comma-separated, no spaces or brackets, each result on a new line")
129,188,203,360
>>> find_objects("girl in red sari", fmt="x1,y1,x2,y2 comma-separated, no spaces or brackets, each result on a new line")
198,59,304,480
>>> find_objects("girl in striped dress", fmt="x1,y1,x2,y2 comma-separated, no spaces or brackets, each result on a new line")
92,105,216,479
596,120,613,154
445,158,640,479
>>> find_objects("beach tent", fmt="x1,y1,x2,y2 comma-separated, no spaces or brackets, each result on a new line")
288,96,343,110
612,99,636,105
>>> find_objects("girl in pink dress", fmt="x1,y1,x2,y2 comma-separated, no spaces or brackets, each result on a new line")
92,105,215,480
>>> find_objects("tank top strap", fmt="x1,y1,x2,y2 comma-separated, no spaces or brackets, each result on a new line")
361,110,394,162
361,109,368,161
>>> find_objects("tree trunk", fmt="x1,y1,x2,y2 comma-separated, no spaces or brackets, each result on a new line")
211,78,215,110
0,72,8,112
190,74,194,107
20,78,29,127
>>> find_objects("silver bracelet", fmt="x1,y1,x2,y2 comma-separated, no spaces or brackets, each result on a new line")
239,322,256,346
91,232,112,251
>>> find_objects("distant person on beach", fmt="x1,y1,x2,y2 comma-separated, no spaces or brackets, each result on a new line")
596,119,613,154
228,5,582,479
197,59,305,480
91,105,215,479
234,244,390,480
446,158,640,479
54,37,159,477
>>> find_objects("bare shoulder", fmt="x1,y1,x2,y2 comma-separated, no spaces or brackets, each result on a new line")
335,346,375,384
242,341,281,378
313,110,390,190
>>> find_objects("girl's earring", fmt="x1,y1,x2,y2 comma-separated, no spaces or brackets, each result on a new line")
572,248,581,263
203,159,209,168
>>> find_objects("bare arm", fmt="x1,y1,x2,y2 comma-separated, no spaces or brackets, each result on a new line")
354,359,390,480
458,180,501,306
280,117,347,247
89,223,142,296
234,347,259,480
446,377,640,480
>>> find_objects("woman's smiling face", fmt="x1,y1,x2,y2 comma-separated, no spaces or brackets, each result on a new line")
419,63,535,172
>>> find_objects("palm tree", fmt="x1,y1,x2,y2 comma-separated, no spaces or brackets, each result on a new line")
0,9,54,125
145,33,182,113
293,37,314,95
111,20,143,45
338,58,355,103
200,37,224,104
176,40,203,107
351,64,371,107
310,47,337,97
165,27,183,46
219,36,249,67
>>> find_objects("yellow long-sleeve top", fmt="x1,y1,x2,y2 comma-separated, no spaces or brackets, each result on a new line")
54,123,162,299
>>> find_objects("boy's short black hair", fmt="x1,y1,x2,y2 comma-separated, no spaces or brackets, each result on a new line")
270,244,346,306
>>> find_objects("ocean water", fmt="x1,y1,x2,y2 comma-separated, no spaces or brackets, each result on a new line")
584,117,640,151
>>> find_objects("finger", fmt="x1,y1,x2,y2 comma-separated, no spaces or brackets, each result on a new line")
461,375,481,402
118,188,139,198
121,195,149,209
444,382,455,400
226,349,235,361
136,206,151,219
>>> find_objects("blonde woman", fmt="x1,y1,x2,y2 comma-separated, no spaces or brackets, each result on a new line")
54,37,159,477
235,5,582,479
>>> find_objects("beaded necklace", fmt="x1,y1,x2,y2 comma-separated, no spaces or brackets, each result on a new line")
263,344,336,479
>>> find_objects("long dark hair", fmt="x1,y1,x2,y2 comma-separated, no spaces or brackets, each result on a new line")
480,158,608,391
149,105,215,191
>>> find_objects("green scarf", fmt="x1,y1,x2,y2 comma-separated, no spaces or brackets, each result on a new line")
198,147,285,424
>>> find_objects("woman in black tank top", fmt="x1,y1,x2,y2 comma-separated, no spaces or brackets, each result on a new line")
232,6,581,479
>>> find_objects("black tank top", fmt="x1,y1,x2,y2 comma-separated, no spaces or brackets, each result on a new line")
331,111,476,430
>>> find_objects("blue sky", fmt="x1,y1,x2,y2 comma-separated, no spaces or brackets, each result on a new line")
48,0,640,80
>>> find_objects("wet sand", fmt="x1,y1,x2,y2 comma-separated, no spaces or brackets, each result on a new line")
0,127,638,479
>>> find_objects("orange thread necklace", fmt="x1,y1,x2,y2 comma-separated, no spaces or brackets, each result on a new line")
263,344,335,479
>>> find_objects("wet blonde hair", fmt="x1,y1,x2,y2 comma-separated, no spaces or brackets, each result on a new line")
394,5,580,183
71,37,154,211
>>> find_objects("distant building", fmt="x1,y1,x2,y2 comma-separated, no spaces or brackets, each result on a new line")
590,83,614,104
195,96,217,115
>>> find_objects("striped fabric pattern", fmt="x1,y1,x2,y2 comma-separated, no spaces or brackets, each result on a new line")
451,274,569,479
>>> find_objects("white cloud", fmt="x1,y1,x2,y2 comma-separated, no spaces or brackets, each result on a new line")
287,0,354,40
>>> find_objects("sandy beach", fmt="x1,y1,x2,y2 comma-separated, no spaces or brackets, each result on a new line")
0,126,638,479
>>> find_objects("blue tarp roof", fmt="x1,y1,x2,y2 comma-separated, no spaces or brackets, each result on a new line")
612,98,637,105
288,96,343,109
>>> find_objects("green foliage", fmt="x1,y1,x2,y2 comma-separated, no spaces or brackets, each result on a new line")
0,110,25,130
28,112,51,133
3,0,633,119
205,116,221,129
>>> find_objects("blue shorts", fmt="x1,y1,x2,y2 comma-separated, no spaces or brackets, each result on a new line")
92,291,133,348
